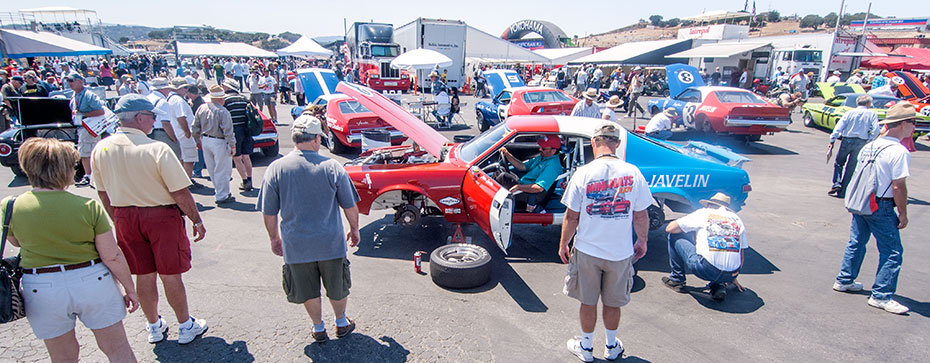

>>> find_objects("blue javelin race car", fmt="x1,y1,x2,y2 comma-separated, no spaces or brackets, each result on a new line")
289,68,341,120
475,69,528,131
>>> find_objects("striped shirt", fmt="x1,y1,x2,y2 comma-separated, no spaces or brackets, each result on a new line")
571,100,601,119
223,91,250,126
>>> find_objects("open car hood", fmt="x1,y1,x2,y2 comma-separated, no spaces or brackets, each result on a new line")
666,63,705,98
816,82,865,100
889,71,930,100
336,82,449,158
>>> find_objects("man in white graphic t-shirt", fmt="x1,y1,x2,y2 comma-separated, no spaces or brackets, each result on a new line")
662,192,748,302
559,122,652,362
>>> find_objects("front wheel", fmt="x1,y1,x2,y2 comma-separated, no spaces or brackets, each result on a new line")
803,111,814,127
476,110,489,132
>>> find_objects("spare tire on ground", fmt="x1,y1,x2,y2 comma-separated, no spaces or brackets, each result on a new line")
429,243,492,289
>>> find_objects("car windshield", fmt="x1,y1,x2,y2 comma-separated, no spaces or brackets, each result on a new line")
847,96,899,109
715,91,767,104
795,50,822,62
523,91,572,103
458,123,511,163
371,45,399,57
831,85,859,95
338,100,371,114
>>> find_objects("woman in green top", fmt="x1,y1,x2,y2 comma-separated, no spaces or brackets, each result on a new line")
5,138,139,362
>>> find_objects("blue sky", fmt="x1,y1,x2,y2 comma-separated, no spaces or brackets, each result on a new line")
4,0,926,38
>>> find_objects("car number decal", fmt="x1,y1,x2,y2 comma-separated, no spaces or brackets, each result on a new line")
683,103,698,125
921,106,930,117
678,71,694,84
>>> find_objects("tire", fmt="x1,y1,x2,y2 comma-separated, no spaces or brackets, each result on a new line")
696,115,714,134
429,243,492,289
261,142,279,157
10,164,25,177
476,110,489,132
803,111,814,127
662,89,670,97
328,130,346,154
745,134,762,142
647,204,665,231
650,106,660,116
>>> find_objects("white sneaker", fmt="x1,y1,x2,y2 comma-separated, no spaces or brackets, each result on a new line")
145,316,168,343
833,281,863,292
868,297,910,315
605,339,625,361
566,337,594,362
178,317,208,344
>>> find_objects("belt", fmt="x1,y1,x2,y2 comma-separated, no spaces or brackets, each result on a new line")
203,134,225,139
877,197,894,202
24,258,103,274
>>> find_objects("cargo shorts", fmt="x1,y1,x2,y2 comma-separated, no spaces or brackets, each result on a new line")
282,258,351,303
563,249,634,307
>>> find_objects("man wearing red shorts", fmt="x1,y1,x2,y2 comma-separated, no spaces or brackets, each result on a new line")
91,94,210,345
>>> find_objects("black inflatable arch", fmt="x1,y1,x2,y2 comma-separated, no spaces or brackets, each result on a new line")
501,20,568,49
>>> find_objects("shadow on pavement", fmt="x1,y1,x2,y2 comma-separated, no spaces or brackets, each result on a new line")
688,287,764,314
304,335,409,362
7,175,28,187
248,153,282,168
895,296,930,319
633,232,779,276
153,337,254,362
618,356,652,363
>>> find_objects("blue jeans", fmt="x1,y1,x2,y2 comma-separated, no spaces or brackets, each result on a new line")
836,200,903,300
646,130,673,140
193,149,205,176
832,137,867,194
667,233,737,286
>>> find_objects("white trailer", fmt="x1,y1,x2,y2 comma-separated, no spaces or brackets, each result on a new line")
395,18,467,90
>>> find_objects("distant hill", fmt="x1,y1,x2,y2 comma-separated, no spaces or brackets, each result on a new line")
101,24,165,41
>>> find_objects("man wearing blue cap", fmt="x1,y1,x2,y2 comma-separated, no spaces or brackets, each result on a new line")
91,94,210,345
68,72,105,187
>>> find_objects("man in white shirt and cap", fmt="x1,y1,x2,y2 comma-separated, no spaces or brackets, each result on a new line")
644,108,677,140
827,94,880,198
827,70,843,83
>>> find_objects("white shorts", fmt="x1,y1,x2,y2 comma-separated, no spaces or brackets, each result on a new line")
177,136,198,163
21,262,126,339
77,128,100,158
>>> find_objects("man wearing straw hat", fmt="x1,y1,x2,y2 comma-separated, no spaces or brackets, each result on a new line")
601,96,622,122
644,108,678,140
192,85,236,204
662,192,748,301
571,88,602,119
832,103,915,315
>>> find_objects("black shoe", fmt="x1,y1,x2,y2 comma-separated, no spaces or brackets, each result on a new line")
239,178,253,191
710,284,727,301
662,277,686,293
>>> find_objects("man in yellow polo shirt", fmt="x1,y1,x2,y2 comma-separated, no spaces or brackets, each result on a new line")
90,94,209,345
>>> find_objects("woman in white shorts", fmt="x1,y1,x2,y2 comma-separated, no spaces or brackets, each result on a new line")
3,138,139,362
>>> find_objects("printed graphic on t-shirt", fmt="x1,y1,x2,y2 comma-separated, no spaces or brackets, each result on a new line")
706,213,742,252
584,175,635,218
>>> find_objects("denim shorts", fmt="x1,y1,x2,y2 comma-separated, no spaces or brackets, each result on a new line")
22,263,126,339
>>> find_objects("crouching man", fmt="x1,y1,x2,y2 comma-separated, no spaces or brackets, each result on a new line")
662,193,748,301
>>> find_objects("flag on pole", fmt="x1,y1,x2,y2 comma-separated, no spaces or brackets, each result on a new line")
744,0,749,12
752,1,757,22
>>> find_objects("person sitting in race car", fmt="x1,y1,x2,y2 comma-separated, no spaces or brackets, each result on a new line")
500,135,565,213
644,108,677,140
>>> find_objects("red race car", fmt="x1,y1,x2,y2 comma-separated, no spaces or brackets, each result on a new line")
888,71,930,117
475,86,578,131
311,94,407,153
252,108,279,157
648,64,791,141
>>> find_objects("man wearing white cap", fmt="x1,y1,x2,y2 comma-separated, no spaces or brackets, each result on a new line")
192,85,236,204
827,70,842,83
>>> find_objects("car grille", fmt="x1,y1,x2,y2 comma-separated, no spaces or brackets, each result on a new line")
380,63,399,79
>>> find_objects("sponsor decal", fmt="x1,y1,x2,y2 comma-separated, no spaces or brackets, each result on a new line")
362,173,372,189
698,105,717,113
648,174,710,188
890,76,905,85
439,196,461,206
444,208,463,214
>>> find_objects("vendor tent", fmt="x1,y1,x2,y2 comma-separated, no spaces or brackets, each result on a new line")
391,48,453,70
175,41,276,58
276,36,332,57
0,29,111,58
533,47,593,65
568,39,691,65
666,42,770,58
861,47,930,71
465,26,549,63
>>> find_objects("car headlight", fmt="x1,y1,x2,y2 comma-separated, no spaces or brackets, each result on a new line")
370,74,379,79
0,143,12,157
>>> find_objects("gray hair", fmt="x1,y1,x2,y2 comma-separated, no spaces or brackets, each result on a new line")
291,130,320,144
856,94,873,106
117,111,141,122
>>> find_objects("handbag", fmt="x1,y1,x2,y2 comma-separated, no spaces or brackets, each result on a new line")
0,196,25,323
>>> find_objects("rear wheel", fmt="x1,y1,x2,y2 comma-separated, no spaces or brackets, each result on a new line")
429,243,492,289
803,111,814,127
261,142,279,157
695,115,714,134
476,110,489,132
328,130,346,154
744,134,762,142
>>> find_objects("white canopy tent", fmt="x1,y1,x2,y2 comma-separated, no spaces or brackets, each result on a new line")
568,39,690,65
175,41,276,58
533,47,594,65
666,42,770,58
0,29,111,58
465,25,549,63
276,36,332,57
391,48,453,70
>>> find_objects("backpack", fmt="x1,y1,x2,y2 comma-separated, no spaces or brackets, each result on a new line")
844,144,893,215
245,103,263,137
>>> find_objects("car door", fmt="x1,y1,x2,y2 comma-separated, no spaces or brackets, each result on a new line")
496,91,513,122
675,89,702,127
461,165,514,252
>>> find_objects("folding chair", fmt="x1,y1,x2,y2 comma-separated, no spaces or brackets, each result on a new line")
433,102,452,128
450,101,468,126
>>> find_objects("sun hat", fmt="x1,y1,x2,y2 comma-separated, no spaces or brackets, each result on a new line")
429,71,440,78
209,85,225,98
663,108,679,117
536,135,562,149
170,77,188,88
879,103,918,125
292,115,324,136
700,192,731,209
605,95,623,108
582,88,598,100
222,79,239,90
150,77,171,90
593,121,620,139
114,94,165,114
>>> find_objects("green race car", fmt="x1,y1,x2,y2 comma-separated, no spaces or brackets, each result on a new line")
802,83,930,133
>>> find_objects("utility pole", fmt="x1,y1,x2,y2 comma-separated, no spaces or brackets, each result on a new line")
824,0,845,82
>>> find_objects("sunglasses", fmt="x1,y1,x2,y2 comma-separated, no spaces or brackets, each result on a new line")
139,111,156,118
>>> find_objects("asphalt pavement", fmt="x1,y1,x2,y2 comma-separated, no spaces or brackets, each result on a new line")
1,88,929,362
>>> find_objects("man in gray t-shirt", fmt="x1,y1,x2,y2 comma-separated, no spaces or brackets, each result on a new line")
261,115,361,342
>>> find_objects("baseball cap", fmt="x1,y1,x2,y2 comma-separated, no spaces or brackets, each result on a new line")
593,122,621,139
67,72,84,81
114,94,166,114
292,115,324,136
10,75,24,83
537,135,561,149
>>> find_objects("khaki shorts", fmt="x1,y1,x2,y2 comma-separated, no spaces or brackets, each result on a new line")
77,127,99,158
563,249,634,307
177,136,198,163
282,258,351,303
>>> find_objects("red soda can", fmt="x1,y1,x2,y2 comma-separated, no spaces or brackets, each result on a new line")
414,251,425,273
